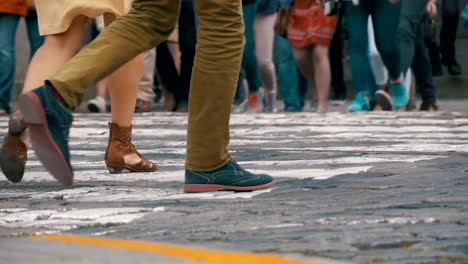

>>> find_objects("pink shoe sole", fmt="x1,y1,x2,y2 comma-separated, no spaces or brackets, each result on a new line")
183,180,276,193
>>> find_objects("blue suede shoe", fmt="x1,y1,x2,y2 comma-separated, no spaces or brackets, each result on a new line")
389,81,408,109
184,160,275,193
347,92,371,112
18,85,74,185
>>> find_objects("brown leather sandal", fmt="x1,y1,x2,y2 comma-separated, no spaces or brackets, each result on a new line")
104,122,158,173
0,112,28,183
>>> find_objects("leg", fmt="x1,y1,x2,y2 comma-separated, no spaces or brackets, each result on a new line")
178,0,197,110
242,2,263,112
24,10,45,58
50,0,181,109
0,14,20,114
184,0,274,193
19,0,180,184
311,45,331,112
103,13,144,127
136,48,156,112
23,15,88,93
440,0,462,75
156,41,180,111
345,3,373,112
329,10,346,100
412,20,437,108
345,3,373,94
371,0,402,81
254,12,278,112
274,34,302,111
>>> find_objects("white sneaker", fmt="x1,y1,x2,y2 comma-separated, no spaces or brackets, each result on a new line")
87,96,106,113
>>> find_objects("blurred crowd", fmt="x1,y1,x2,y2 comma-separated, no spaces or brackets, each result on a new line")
1,0,467,116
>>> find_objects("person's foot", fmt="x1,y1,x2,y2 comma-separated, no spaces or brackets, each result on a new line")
375,88,393,111
420,101,439,111
388,80,408,110
347,92,371,112
263,90,277,113
184,160,275,193
445,61,462,76
246,92,263,113
135,99,153,113
432,66,443,77
175,104,189,113
105,122,158,173
0,113,28,183
18,85,74,185
87,96,106,113
284,106,302,112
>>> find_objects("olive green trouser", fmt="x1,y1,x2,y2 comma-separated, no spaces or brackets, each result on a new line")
49,0,245,171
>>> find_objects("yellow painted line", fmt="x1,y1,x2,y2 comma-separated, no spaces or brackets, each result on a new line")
33,234,318,264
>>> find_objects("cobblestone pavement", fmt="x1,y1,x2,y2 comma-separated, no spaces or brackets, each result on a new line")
0,104,467,263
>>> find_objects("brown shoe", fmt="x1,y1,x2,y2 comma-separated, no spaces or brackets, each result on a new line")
0,113,28,183
135,99,153,113
104,122,158,173
420,101,439,111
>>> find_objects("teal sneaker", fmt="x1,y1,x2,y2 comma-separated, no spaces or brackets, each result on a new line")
184,160,275,193
347,92,371,112
389,81,408,109
18,85,74,185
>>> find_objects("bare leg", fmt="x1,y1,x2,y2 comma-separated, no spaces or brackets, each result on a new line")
311,44,331,112
22,15,88,93
254,13,277,111
292,47,315,110
104,14,144,127
104,14,145,166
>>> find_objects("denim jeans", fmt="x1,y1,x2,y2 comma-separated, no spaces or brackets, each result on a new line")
274,34,307,111
345,0,401,95
0,11,43,113
241,2,261,93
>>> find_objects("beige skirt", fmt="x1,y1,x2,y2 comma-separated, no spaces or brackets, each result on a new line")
35,0,133,35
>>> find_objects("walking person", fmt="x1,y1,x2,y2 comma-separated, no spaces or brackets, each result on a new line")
345,0,407,112
378,0,439,111
0,0,43,115
288,0,338,113
0,0,157,184
17,0,275,192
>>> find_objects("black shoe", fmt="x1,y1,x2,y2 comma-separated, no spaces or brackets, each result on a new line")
446,62,462,76
18,85,74,185
184,160,275,193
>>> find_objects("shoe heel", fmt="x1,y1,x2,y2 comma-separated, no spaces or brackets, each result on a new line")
107,165,124,174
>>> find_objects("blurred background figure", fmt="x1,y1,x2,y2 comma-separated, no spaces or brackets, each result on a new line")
288,0,338,113
0,0,43,115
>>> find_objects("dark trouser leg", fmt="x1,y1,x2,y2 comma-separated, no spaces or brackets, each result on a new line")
412,21,437,103
440,0,461,64
0,14,20,113
241,2,261,93
371,0,402,81
25,10,44,58
274,34,302,111
330,9,346,99
178,0,197,107
156,41,180,103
